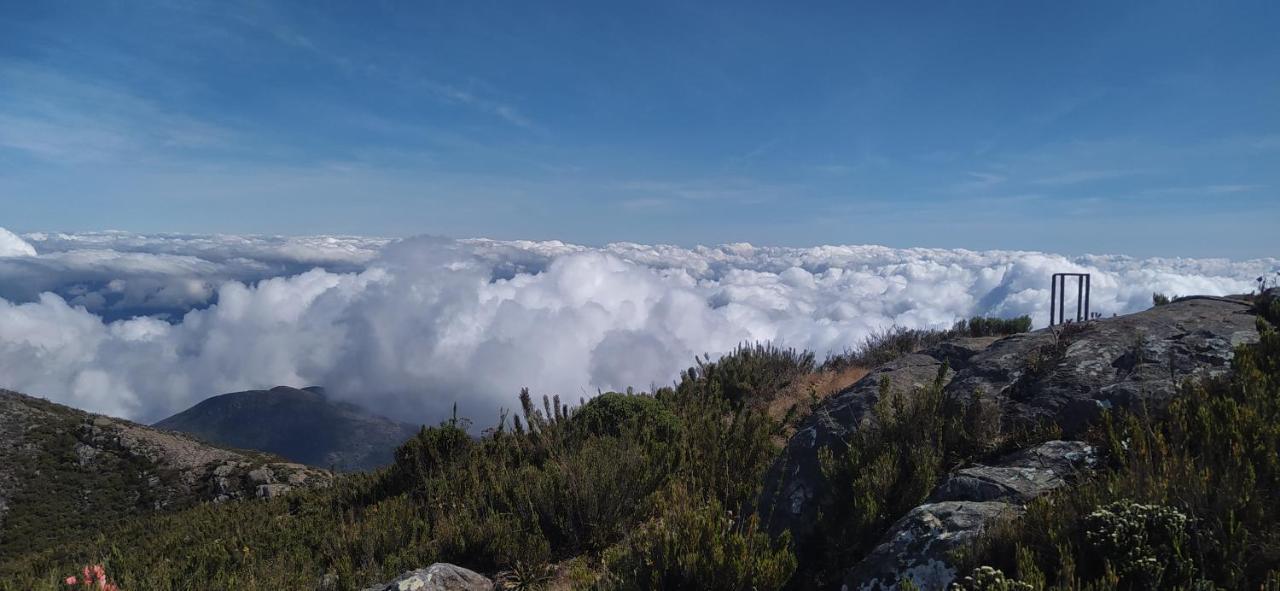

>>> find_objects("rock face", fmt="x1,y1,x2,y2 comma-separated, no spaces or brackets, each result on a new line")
760,297,1260,590
0,389,331,559
361,563,493,591
842,441,1096,591
155,386,421,472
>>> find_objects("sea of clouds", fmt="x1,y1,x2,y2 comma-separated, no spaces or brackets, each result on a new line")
0,226,1273,427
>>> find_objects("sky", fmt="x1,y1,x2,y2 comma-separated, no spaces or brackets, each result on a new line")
1,1,1278,257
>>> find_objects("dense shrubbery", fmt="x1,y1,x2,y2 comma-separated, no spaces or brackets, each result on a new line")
0,345,797,591
0,414,166,562
599,483,795,590
965,294,1280,590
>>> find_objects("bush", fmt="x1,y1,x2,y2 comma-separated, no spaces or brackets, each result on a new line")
953,315,1033,338
1082,502,1194,588
951,566,1034,591
1152,292,1171,306
680,343,815,409
566,392,679,443
599,484,795,591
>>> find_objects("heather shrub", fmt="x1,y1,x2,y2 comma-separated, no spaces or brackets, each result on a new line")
566,391,679,442
953,315,1033,338
680,343,815,409
599,484,795,591
951,566,1034,591
1082,502,1194,588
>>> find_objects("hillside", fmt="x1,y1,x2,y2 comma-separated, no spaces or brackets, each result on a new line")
0,390,331,561
0,295,1276,590
154,386,420,472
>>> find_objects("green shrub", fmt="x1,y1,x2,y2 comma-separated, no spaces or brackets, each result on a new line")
566,392,679,443
599,484,795,591
951,566,1035,591
1082,502,1194,588
1152,292,1171,306
954,315,1033,338
680,343,815,409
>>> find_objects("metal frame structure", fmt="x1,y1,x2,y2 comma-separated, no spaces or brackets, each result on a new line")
1050,273,1091,326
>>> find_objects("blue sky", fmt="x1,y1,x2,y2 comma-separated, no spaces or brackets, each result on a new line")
1,1,1277,257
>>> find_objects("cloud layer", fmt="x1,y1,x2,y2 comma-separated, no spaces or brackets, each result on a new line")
0,229,1273,426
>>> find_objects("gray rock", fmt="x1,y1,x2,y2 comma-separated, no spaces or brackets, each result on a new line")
248,467,276,484
928,440,1095,504
844,441,1095,591
843,501,1014,591
362,563,493,591
73,442,99,466
255,483,291,499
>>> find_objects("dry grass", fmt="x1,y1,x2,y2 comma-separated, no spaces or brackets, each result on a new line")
763,365,871,430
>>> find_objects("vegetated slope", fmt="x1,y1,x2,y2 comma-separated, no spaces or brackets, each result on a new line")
0,390,331,562
0,316,1031,591
154,386,420,472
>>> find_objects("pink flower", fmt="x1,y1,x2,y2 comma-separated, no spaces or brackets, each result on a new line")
64,576,77,585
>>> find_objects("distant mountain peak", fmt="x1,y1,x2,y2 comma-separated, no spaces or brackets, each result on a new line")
154,387,420,472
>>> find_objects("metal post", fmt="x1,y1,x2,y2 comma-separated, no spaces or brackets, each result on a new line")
1084,275,1090,319
1050,274,1057,326
1058,275,1065,325
1077,275,1083,322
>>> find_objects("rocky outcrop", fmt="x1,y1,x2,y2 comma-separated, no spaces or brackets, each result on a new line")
842,441,1095,591
0,388,332,558
951,297,1258,435
361,563,493,591
760,297,1260,590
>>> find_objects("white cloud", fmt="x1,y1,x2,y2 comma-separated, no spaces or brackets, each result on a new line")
0,228,1273,427
0,228,37,257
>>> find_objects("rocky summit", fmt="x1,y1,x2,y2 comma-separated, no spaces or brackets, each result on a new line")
154,386,421,472
759,296,1261,590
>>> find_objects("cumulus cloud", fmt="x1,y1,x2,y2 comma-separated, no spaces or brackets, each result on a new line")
0,228,1273,427
0,227,37,257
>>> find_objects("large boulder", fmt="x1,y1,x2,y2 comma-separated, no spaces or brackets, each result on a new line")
361,563,493,591
842,441,1096,591
952,297,1259,435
